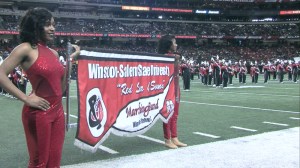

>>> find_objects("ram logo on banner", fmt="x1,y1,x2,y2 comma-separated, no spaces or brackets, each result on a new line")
74,49,176,152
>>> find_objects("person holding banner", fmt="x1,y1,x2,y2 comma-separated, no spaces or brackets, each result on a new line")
0,8,80,167
158,35,187,149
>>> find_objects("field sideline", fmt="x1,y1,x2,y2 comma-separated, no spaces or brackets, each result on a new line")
0,75,299,167
61,127,299,168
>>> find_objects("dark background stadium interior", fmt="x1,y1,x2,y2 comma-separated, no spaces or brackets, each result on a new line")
0,0,299,64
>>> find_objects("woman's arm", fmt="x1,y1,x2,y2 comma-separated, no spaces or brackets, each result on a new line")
0,44,31,102
0,43,50,111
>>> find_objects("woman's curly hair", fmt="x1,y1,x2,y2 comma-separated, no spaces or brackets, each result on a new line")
157,34,175,54
19,7,53,46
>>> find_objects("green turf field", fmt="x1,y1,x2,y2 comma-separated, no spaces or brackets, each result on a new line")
0,75,299,168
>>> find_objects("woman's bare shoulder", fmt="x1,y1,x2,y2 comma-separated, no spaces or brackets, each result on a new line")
12,42,35,55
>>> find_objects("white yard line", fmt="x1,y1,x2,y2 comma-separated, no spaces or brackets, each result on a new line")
290,117,300,120
69,114,78,118
230,126,257,132
98,145,119,154
263,121,289,126
137,135,165,144
68,123,78,129
228,92,299,98
193,132,220,139
181,101,300,114
184,90,300,98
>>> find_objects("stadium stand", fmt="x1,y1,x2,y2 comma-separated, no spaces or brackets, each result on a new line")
0,0,299,62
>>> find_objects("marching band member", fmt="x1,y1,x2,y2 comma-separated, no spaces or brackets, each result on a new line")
297,61,300,82
181,60,191,91
203,61,209,86
254,64,260,84
221,61,229,88
286,61,292,81
199,62,205,84
238,61,243,83
250,63,260,84
208,59,214,86
250,62,255,83
277,60,284,83
189,61,195,81
228,61,234,85
263,61,270,83
270,61,277,80
212,56,221,87
17,66,28,94
239,61,247,84
292,60,298,83
234,61,239,79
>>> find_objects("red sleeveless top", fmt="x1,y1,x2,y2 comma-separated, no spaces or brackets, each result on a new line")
25,43,64,98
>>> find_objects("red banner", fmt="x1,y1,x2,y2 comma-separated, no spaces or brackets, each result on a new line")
108,34,151,38
74,49,176,152
151,7,193,13
279,10,300,15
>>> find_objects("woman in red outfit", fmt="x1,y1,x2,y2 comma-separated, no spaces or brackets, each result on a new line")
158,35,187,149
0,8,80,167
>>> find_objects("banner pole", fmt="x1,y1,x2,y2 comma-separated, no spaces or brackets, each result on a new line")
66,42,72,131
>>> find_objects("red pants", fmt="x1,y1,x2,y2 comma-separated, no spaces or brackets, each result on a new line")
163,100,179,139
22,97,65,168
163,76,180,139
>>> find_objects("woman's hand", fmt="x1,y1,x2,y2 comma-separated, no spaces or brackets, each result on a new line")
70,44,80,60
24,92,50,111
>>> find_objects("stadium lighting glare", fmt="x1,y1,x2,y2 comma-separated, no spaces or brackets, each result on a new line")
252,18,273,22
158,15,163,19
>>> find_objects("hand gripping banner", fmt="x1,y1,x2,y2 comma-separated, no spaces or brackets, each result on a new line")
74,49,176,152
